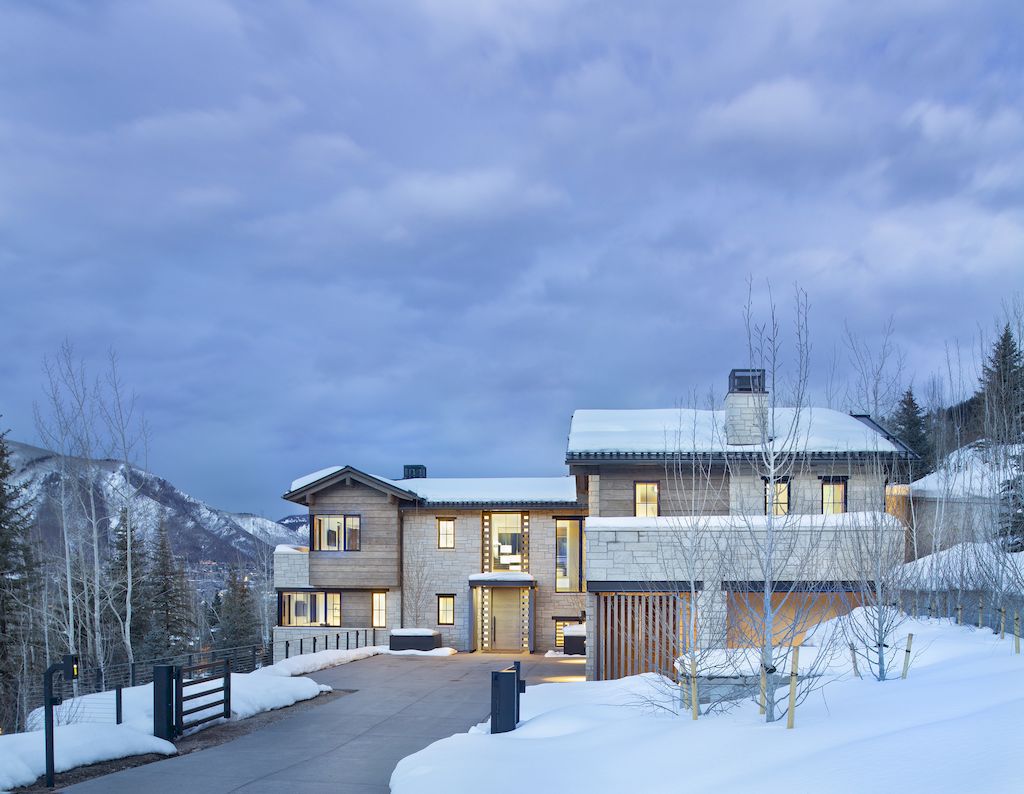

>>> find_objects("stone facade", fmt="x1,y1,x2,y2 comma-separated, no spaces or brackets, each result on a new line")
724,390,767,445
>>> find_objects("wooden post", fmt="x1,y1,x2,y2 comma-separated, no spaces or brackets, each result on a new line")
978,595,984,629
690,656,698,721
849,643,861,678
1000,608,1006,639
1015,612,1021,655
901,633,914,679
759,665,766,715
786,647,799,730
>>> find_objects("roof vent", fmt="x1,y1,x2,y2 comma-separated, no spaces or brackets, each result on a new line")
729,368,766,394
403,464,427,479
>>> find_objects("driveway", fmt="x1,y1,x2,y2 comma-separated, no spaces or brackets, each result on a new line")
66,652,581,794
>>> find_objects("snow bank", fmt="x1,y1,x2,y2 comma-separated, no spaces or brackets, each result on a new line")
393,616,1024,794
257,646,385,677
902,542,1024,594
0,723,174,791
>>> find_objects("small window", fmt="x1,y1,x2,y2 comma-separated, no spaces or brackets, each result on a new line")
822,479,848,514
635,482,659,517
372,592,387,628
437,518,456,549
437,594,455,625
765,479,790,516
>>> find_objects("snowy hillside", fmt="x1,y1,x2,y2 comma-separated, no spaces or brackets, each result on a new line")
8,440,304,563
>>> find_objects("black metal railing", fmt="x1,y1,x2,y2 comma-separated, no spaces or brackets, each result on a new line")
281,628,378,660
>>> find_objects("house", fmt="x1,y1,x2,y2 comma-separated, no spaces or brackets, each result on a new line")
274,369,915,678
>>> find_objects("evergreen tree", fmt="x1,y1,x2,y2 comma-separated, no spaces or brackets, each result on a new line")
206,590,222,645
107,506,148,661
216,568,261,650
138,520,195,660
998,452,1024,553
0,426,35,732
979,324,1024,442
890,387,933,472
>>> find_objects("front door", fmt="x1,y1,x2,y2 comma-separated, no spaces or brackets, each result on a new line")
491,588,522,651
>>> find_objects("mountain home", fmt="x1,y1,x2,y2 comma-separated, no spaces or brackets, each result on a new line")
274,369,916,678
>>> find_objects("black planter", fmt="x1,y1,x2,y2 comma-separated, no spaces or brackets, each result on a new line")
390,632,442,651
563,634,586,656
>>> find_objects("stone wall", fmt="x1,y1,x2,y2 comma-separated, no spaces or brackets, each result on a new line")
274,547,310,588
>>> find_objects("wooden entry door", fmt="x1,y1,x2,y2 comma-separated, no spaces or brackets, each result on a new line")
491,588,522,651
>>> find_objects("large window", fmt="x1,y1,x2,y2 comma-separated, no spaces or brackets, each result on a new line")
765,478,790,516
372,592,387,628
279,591,341,627
491,512,524,571
555,518,585,592
634,482,659,517
437,517,455,549
822,478,848,514
312,514,360,551
437,594,455,625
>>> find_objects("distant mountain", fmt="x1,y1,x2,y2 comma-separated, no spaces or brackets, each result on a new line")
8,440,305,564
276,513,309,539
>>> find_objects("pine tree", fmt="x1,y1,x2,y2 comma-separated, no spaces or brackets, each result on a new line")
980,324,1024,443
0,426,36,732
108,507,148,662
216,568,261,650
890,387,933,472
138,520,196,660
998,452,1024,553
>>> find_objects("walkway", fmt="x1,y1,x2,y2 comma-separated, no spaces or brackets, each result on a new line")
67,652,581,793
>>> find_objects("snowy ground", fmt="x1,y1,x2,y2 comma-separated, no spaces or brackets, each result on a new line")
1,643,443,791
391,614,1024,794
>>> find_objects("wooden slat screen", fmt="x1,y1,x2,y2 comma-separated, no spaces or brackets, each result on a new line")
596,592,692,681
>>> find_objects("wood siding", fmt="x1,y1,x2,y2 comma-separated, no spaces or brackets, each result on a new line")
596,465,730,517
308,481,401,588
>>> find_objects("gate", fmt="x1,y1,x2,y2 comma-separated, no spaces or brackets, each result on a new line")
595,593,692,680
174,659,231,735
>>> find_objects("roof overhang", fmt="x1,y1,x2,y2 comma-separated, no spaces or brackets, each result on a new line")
282,466,419,505
566,450,917,464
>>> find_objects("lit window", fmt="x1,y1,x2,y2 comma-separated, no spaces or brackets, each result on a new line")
372,592,387,628
491,513,523,571
279,591,342,627
312,515,360,550
635,482,659,517
555,519,584,592
822,479,847,514
437,518,455,549
765,479,790,516
437,595,455,625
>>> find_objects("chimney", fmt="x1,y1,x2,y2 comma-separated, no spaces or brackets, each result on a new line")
725,368,767,445
403,464,427,479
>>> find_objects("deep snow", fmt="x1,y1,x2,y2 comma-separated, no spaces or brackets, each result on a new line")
392,613,1024,794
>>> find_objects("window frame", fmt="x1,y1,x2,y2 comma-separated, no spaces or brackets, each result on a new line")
437,517,456,550
634,481,660,517
554,517,585,593
371,591,387,628
437,594,455,626
820,476,849,514
277,590,343,627
309,513,362,551
490,511,525,572
763,477,791,516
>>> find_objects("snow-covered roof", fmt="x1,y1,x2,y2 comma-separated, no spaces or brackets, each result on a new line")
379,475,577,504
290,466,343,492
585,512,904,533
561,623,586,637
274,544,308,555
287,466,578,505
468,571,536,583
567,407,902,457
911,443,1021,500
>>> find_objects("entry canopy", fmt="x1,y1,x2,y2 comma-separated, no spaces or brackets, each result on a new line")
468,572,537,587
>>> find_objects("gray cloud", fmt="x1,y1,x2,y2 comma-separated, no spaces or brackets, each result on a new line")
1,0,1023,517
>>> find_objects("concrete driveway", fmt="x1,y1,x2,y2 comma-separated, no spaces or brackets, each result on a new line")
66,652,581,794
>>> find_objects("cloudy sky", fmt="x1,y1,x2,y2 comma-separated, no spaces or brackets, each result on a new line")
1,0,1023,518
